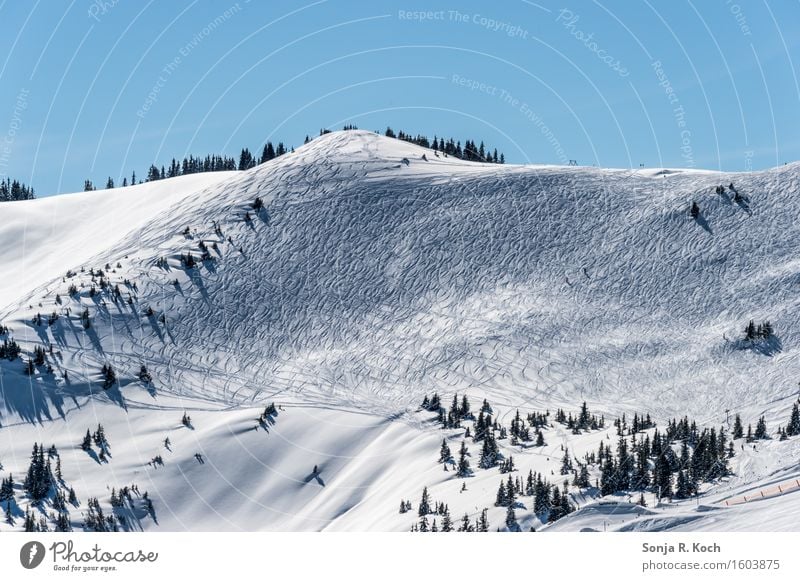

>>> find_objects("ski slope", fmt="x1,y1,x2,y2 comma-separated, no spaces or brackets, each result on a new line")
1,130,800,531
0,172,236,308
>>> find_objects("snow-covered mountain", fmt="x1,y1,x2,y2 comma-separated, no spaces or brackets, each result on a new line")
1,130,799,532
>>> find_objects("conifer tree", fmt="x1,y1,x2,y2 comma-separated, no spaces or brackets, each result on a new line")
478,430,498,469
456,513,470,532
0,474,14,502
460,394,470,418
477,508,489,532
4,499,13,525
616,436,632,490
495,480,508,507
457,440,471,477
506,474,516,506
441,506,453,532
23,443,52,502
733,414,744,439
560,449,573,475
81,429,92,451
600,456,616,496
24,506,36,531
533,474,551,514
674,470,692,499
505,504,517,530
654,453,673,499
439,438,451,463
754,416,768,440
787,404,800,437
576,464,591,488
418,486,431,516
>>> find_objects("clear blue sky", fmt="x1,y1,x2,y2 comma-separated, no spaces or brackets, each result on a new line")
1,0,798,196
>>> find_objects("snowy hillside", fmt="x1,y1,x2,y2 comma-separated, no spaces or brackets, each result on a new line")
1,130,800,532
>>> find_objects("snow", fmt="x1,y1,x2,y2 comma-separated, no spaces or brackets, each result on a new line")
1,130,800,531
0,172,236,309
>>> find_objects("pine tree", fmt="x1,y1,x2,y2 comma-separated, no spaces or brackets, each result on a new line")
457,440,471,477
674,470,692,499
418,487,431,516
754,416,768,440
81,429,92,451
505,504,517,530
101,363,116,388
477,508,489,532
560,449,573,475
600,456,616,496
733,414,744,439
550,486,563,521
617,436,632,490
654,453,673,499
533,474,551,514
495,480,508,507
506,474,516,505
559,481,573,518
238,148,255,170
260,142,276,164
4,500,13,525
24,506,36,531
55,511,71,532
745,320,757,341
576,464,591,488
787,404,800,437
0,474,14,502
93,424,108,449
455,513,469,532
478,430,498,468
441,506,453,532
439,438,452,463
23,443,52,502
460,394,470,418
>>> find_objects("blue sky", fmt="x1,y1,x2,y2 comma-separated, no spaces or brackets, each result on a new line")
0,0,798,196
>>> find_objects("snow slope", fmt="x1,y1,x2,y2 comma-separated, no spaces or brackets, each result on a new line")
1,130,800,531
0,172,236,308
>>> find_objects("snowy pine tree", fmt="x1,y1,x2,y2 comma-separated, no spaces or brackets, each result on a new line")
418,486,431,516
732,414,744,439
787,404,800,437
457,440,471,477
505,504,518,531
439,438,451,463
